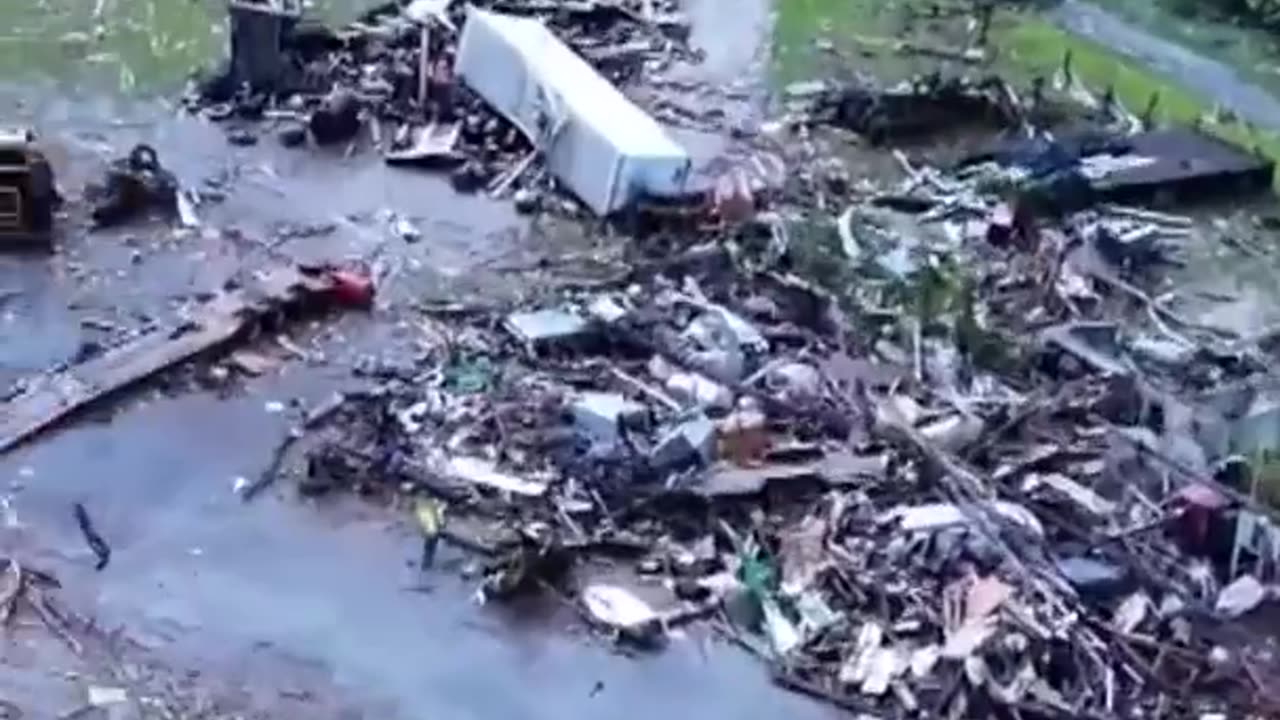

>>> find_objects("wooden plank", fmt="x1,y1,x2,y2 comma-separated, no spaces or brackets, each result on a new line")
0,266,333,455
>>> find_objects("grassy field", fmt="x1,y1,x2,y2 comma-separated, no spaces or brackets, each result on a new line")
771,0,972,84
996,19,1206,120
0,0,220,92
772,0,880,84
0,0,360,93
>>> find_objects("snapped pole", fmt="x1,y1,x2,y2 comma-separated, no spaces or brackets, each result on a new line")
417,22,431,107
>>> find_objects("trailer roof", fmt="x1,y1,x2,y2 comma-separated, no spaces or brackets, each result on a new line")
465,7,686,159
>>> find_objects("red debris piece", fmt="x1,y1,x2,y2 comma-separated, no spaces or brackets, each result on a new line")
327,267,375,308
1176,483,1230,511
712,167,755,225
986,200,1039,251
1171,482,1231,556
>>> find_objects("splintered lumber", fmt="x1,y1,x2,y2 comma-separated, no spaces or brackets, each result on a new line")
0,266,334,455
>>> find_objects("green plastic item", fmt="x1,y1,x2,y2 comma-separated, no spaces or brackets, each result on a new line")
444,355,494,393
738,550,777,600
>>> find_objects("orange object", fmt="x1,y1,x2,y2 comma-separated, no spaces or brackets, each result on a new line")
718,403,770,466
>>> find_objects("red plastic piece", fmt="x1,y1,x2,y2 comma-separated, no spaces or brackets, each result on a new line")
327,268,375,308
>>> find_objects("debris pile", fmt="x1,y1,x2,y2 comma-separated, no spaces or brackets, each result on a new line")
65,1,1279,717
187,0,695,212
4,0,1280,712
84,144,180,228
276,137,1280,717
0,558,83,657
817,73,1022,146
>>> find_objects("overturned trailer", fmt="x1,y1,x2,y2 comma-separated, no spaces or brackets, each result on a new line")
455,7,692,216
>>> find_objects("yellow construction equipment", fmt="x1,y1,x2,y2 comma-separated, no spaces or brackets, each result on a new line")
0,128,56,245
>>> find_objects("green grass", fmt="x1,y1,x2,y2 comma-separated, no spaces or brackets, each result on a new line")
1091,0,1280,101
772,0,884,83
771,0,973,84
0,0,363,94
997,19,1206,120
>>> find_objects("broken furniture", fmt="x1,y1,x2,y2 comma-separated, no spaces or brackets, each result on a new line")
455,7,692,216
384,122,463,166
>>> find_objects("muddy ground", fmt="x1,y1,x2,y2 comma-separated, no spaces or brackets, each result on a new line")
0,0,846,717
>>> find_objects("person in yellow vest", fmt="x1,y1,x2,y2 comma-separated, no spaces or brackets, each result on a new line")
414,497,444,570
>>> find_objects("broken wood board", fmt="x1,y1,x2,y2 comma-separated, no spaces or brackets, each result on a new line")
697,450,889,497
0,266,333,455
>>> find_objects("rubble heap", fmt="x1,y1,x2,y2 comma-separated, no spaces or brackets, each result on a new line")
207,5,1280,719
187,0,693,206
278,155,1280,717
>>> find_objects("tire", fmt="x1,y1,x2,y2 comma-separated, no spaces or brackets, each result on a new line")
25,157,54,233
